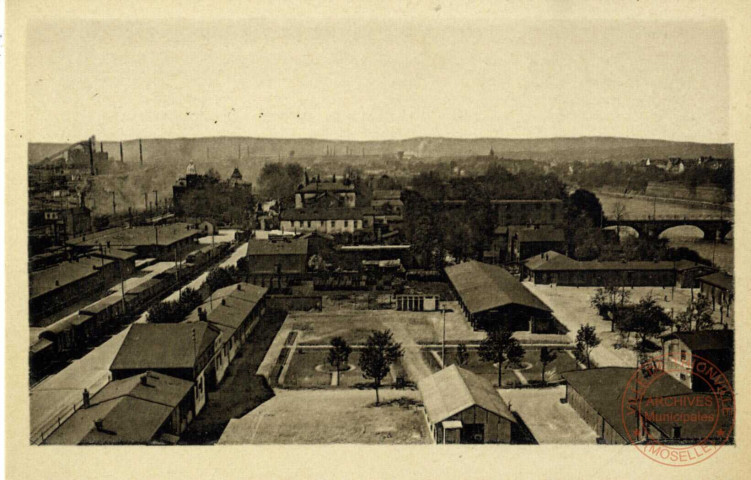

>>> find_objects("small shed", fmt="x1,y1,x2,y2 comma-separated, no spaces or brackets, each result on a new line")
418,365,516,444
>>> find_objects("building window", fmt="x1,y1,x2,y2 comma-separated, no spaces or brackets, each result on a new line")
344,220,349,227
680,373,687,381
680,350,687,361
307,221,311,228
331,220,336,227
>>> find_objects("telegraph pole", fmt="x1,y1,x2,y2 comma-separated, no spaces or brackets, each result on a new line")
153,190,159,214
111,192,116,216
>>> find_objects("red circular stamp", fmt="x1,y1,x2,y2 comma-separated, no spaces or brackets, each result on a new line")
620,352,734,466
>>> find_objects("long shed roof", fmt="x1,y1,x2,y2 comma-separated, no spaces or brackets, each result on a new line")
445,260,551,315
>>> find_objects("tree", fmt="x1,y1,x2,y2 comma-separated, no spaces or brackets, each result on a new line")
539,347,558,385
327,336,352,383
575,324,601,369
206,266,235,291
590,284,631,331
567,189,604,227
257,162,304,200
621,295,673,355
455,343,469,366
147,301,180,323
358,330,404,405
178,288,202,314
206,167,222,182
675,293,713,332
612,201,627,237
479,328,524,387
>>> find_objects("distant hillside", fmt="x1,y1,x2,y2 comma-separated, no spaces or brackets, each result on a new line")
28,136,733,165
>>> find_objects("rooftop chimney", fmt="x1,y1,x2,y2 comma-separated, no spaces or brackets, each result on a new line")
221,299,226,306
237,284,242,291
94,419,104,432
198,308,208,322
82,388,90,408
140,374,149,386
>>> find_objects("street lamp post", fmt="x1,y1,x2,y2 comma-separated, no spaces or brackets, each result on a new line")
442,305,446,368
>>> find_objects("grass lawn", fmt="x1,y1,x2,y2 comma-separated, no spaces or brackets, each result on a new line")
218,389,430,444
425,347,581,387
283,348,405,388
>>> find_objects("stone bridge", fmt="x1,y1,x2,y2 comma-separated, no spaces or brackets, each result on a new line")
603,216,733,241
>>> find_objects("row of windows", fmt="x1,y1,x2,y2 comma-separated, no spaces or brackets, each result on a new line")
291,219,365,228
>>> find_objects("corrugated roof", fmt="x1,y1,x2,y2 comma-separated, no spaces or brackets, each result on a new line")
110,323,219,372
445,260,551,315
418,365,516,425
246,239,308,256
664,330,733,351
697,272,733,291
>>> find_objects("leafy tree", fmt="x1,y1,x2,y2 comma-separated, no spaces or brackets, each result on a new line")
675,293,713,332
358,330,404,405
179,287,202,314
540,347,558,385
327,336,352,382
455,343,469,366
147,301,180,323
590,284,631,331
257,162,304,200
567,189,604,227
205,167,222,182
206,266,235,291
479,328,524,388
621,295,673,354
575,324,601,369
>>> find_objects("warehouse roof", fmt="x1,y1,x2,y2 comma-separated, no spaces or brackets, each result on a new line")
697,272,733,291
664,330,734,352
526,253,679,272
418,365,515,425
44,371,193,445
110,323,219,372
67,223,201,248
561,367,691,441
246,239,308,256
29,256,114,299
445,260,551,315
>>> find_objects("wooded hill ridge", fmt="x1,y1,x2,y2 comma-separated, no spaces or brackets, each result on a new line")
28,136,733,165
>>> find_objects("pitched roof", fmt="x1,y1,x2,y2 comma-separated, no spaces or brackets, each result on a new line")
110,323,219,372
445,260,551,315
246,239,308,256
67,223,200,248
372,190,402,200
44,371,193,445
640,392,734,440
527,254,678,272
664,329,734,351
697,272,733,291
561,367,692,440
523,250,568,270
418,365,516,425
29,256,114,299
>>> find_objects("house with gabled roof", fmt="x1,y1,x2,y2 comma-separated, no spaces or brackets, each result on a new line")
418,365,516,444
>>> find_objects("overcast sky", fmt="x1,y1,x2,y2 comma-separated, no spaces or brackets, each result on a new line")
25,18,729,143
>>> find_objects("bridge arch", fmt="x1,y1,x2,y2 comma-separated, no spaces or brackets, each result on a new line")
603,225,639,239
658,225,705,241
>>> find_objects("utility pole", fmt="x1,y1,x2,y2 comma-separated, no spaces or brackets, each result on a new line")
442,303,446,368
144,193,148,212
154,224,159,246
153,190,159,213
111,192,116,216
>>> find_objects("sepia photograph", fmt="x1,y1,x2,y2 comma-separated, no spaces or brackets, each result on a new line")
6,1,751,479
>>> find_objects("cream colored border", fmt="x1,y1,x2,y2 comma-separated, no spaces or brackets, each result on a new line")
6,1,750,479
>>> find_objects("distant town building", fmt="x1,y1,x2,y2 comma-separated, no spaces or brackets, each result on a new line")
245,239,309,285
295,178,356,209
280,207,376,234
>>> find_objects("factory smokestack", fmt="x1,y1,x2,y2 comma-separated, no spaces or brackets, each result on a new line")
139,139,143,166
120,142,124,162
89,136,96,176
